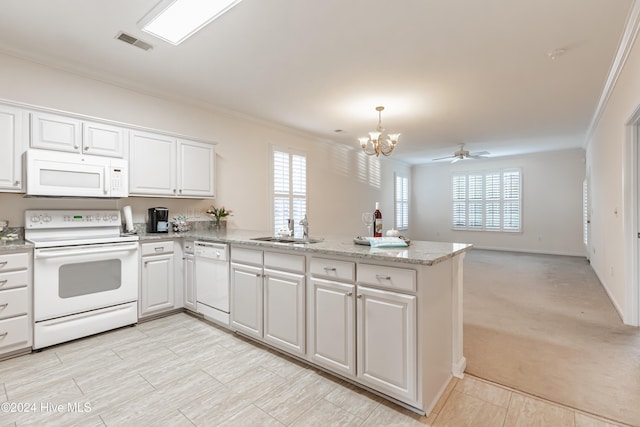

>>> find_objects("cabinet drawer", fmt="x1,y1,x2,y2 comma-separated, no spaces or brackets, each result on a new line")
0,252,29,272
264,251,305,273
0,270,29,291
0,315,30,351
141,241,174,256
310,257,355,282
0,287,29,319
357,264,416,293
231,247,263,266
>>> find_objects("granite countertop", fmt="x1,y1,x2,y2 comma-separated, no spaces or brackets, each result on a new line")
0,238,32,251
138,228,472,266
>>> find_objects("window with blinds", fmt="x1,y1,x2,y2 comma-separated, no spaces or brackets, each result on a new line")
395,174,409,230
272,148,307,236
451,169,521,232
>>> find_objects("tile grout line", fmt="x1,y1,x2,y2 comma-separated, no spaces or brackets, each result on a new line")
178,408,198,426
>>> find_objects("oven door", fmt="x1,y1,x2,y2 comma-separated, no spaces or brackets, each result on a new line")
33,241,139,321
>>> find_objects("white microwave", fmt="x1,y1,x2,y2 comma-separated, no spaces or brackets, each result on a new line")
25,149,128,198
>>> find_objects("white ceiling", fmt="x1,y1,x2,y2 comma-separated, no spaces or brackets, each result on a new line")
0,0,633,164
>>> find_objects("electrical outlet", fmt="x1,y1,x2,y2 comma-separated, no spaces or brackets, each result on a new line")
0,220,7,230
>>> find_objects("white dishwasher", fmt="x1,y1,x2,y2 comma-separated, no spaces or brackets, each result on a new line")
195,241,230,327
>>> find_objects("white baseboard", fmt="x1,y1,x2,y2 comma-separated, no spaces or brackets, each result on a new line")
471,245,587,258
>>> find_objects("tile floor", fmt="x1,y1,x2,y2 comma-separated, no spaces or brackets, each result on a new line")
0,313,630,426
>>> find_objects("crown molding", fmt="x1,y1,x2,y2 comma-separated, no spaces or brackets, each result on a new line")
585,0,640,146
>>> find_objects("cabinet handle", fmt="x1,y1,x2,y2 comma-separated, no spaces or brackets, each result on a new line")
376,274,391,281
0,261,7,268
256,273,261,277
84,146,89,151
0,279,7,286
14,180,19,185
179,189,183,194
0,303,6,310
356,294,362,299
173,189,177,194
154,247,164,253
74,145,80,149
346,292,353,297
323,267,337,272
0,332,7,339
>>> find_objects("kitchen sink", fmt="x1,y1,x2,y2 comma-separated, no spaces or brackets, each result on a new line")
250,236,323,244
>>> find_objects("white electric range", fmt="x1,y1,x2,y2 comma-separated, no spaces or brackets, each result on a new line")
25,210,139,349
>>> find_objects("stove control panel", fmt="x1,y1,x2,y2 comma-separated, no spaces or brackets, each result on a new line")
25,210,122,229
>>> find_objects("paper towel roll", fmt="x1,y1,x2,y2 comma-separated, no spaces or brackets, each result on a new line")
123,205,134,233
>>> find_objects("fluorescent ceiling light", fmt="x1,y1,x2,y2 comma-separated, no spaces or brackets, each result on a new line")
140,0,243,45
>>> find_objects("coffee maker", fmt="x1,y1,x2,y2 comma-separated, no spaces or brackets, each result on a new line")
148,207,169,233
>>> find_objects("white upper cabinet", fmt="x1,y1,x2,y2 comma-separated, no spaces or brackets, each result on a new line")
129,130,176,196
82,120,126,157
129,130,215,198
177,139,215,197
0,105,28,192
30,111,82,153
31,112,125,158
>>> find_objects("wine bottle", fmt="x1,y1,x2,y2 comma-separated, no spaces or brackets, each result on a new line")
374,202,383,237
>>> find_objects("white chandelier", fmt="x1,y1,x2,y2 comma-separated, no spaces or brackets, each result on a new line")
358,106,400,157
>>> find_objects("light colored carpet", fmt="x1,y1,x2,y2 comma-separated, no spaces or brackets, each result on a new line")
463,250,640,426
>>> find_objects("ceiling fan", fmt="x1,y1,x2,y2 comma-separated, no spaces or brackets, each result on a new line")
432,143,490,163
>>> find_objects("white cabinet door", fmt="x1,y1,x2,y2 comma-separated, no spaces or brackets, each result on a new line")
177,139,215,197
230,263,263,339
357,285,417,402
0,105,27,191
83,121,125,158
308,277,355,376
183,254,196,312
264,268,305,355
140,253,175,317
129,130,176,196
31,111,82,153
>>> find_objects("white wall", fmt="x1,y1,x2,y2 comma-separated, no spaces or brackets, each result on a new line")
410,148,585,256
586,17,640,322
0,52,409,236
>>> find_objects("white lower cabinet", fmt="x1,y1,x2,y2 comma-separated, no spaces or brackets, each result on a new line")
356,285,417,402
230,246,306,356
0,249,32,358
308,256,418,404
230,262,263,339
263,268,305,354
183,252,196,312
308,277,355,376
139,241,176,318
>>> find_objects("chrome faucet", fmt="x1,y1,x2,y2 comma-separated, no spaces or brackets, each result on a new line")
287,218,294,237
299,214,309,239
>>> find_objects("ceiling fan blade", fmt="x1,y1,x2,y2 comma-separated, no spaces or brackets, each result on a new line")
470,151,490,156
468,155,487,159
432,155,455,161
450,157,462,164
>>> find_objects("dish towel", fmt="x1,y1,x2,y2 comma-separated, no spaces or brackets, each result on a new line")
365,237,408,248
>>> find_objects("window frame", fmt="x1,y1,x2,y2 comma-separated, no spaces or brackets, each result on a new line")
394,173,409,230
270,146,307,237
451,168,522,232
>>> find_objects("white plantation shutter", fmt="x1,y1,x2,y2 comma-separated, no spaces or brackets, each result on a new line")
502,170,521,231
451,169,521,232
485,173,501,230
272,148,307,236
452,175,467,228
395,174,409,229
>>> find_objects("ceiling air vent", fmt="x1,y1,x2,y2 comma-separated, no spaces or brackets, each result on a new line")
116,32,153,51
